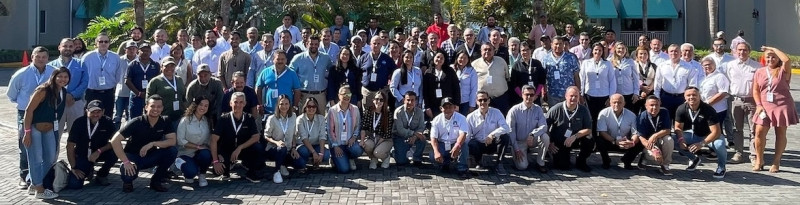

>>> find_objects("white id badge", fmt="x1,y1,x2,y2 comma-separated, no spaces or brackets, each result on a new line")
53,121,59,131
173,101,180,110
141,80,148,89
563,130,572,138
554,71,561,80
767,92,774,102
435,89,443,98
487,76,493,84
270,89,278,98
314,75,320,83
370,73,377,82
98,77,107,86
527,81,534,86
617,78,623,85
759,111,768,119
340,131,348,140
445,142,452,151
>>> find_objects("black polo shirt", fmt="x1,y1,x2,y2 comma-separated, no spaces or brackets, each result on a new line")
213,112,259,149
546,102,592,139
635,108,672,139
68,116,115,159
675,102,718,137
119,115,174,154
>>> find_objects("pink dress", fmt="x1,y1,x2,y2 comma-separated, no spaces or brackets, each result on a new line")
752,67,799,127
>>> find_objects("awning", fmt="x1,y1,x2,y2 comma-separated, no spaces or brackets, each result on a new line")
75,0,130,19
619,0,679,19
585,0,618,19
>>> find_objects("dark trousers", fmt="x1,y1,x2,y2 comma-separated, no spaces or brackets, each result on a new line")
595,137,639,165
265,146,293,171
120,147,178,184
179,149,212,179
218,143,266,176
467,134,510,165
552,136,594,169
85,89,115,118
659,90,685,120
585,95,609,137
490,92,510,115
17,110,29,180
622,94,636,113
44,151,117,190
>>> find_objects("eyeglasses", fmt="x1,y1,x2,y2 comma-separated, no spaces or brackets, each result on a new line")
97,40,110,44
477,98,489,102
524,93,536,97
339,93,352,97
374,98,385,102
713,44,725,47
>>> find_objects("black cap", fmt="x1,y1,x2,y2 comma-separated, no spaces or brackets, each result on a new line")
440,97,455,107
86,100,103,112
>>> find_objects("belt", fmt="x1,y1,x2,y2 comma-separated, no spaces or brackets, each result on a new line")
733,96,753,101
301,89,326,94
660,90,682,97
87,88,114,94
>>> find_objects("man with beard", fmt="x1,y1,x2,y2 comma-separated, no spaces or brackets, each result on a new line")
186,64,225,125
290,36,332,112
192,30,227,78
117,26,148,54
49,38,89,136
219,31,252,90
477,15,504,44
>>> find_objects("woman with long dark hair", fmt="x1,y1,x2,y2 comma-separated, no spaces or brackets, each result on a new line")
327,46,362,107
176,96,211,187
423,51,460,119
170,43,194,86
23,67,70,199
390,50,423,107
359,91,395,169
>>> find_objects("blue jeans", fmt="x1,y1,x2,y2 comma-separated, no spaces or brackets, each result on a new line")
429,140,469,172
393,137,426,165
179,149,212,179
17,110,29,180
296,145,331,168
113,96,130,124
331,144,364,173
128,94,145,119
120,147,178,184
265,146,290,170
27,127,58,186
678,132,727,171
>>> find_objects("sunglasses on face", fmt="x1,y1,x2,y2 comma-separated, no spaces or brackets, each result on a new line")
524,93,536,97
98,40,110,44
477,98,489,102
340,93,352,97
306,105,317,109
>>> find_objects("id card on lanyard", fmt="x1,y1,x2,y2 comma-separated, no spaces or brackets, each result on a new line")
98,55,108,86
163,76,180,110
563,105,577,138
766,69,776,102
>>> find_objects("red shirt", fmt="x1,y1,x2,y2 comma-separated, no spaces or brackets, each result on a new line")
426,23,449,47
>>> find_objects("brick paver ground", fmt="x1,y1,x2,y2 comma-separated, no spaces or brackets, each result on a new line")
1,75,799,204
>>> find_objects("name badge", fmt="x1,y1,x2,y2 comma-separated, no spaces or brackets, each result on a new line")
270,89,278,98
98,77,107,86
314,75,320,83
141,80,148,89
173,101,180,111
445,142,452,151
616,78,623,85
340,131,348,141
487,76,493,84
564,130,572,138
370,73,377,82
53,121,59,131
766,92,774,102
527,81,534,86
435,89,443,98
759,111,768,119
554,71,561,80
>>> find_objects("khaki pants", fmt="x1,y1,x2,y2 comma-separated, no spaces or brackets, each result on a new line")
643,136,675,166
300,92,326,115
512,134,550,170
363,138,394,160
731,97,755,154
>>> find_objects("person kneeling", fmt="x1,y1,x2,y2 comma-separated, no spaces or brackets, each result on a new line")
327,86,364,173
507,85,550,173
60,100,118,189
595,94,641,170
675,87,727,179
210,92,267,183
264,95,299,183
546,86,594,172
629,96,674,174
430,97,470,179
466,91,511,175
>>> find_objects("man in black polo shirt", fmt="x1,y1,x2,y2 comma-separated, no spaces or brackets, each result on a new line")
546,86,593,172
674,87,727,179
111,95,178,192
210,92,266,183
63,100,118,188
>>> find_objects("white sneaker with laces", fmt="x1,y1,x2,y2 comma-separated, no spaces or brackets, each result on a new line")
198,174,208,187
369,158,378,169
35,189,58,199
381,157,391,169
273,172,283,184
349,159,357,171
280,165,290,176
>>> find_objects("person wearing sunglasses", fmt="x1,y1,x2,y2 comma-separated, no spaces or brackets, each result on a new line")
327,86,364,173
360,92,395,169
83,33,124,118
295,97,330,173
507,85,550,173
466,91,511,175
568,32,592,63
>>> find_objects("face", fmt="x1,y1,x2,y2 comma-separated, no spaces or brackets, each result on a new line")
538,16,548,24
230,34,241,48
171,47,183,58
333,30,341,41
282,16,292,26
614,45,626,56
198,72,211,84
765,51,779,67
464,30,475,42
358,32,367,40
281,33,292,45
389,43,401,56
230,96,246,112
335,16,344,25
370,39,381,53
33,51,48,66
477,93,490,109
145,99,164,117
131,29,143,41
338,90,352,103
304,100,318,115
735,43,750,60
404,95,417,108
278,98,291,114
191,36,203,48
307,39,320,54
434,15,441,24
232,76,245,90
301,29,311,40
195,99,209,116
55,71,70,87
178,31,189,43
702,60,716,74
205,33,217,47
552,39,564,53
610,95,624,113
487,17,496,27
162,64,176,77
456,53,468,66
369,19,378,28
637,49,649,62
373,94,385,109
154,30,167,44
418,35,427,46
274,53,287,66
638,36,649,46
95,35,110,50
667,46,680,59
395,34,406,43
522,89,536,104
579,35,590,46
566,24,574,34
441,104,456,116
411,27,420,37
409,38,419,50
541,39,551,48
448,27,456,39
339,49,351,63
565,88,579,107
646,99,660,116
247,29,258,41
322,31,332,43
222,27,231,38
434,53,445,66
215,18,223,27
88,109,103,122
138,47,152,60
509,41,519,53
403,52,414,65
489,31,501,45
605,32,616,41
681,46,694,60
125,47,138,57
73,40,84,50
650,40,662,51
520,45,531,59
592,45,604,59
58,40,74,57
481,44,493,60
427,35,439,48
684,89,700,106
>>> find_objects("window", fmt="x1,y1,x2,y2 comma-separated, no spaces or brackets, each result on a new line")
39,10,46,33
621,19,669,31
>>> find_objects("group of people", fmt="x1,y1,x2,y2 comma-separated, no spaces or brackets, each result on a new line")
7,13,797,199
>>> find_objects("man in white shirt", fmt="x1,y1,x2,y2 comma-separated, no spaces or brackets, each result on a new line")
429,97,470,179
466,91,511,175
653,44,700,119
273,14,302,46
649,38,669,65
680,43,702,75
192,30,226,76
149,29,171,63
704,38,735,71
723,41,761,164
532,35,552,62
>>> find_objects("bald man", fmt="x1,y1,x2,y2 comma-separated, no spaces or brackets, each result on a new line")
546,86,593,172
595,94,640,169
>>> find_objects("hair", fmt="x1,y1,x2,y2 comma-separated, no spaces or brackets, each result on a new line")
520,41,533,50
335,46,360,81
635,46,650,63
232,71,246,81
35,67,71,107
339,85,351,95
321,28,331,36
273,49,287,60
274,94,295,118
230,92,245,103
262,33,273,42
280,30,293,38
183,96,211,127
737,30,745,37
130,26,144,35
605,29,616,34
680,43,695,53
372,91,391,133
452,50,470,69
147,94,163,105
735,41,751,51
302,96,320,114
215,16,224,21
684,86,700,92
591,42,607,60
508,37,521,45
230,31,241,39
639,34,650,41
713,37,727,45
32,46,48,57
476,90,490,97
611,42,628,67
700,57,716,70
73,38,87,54
521,84,536,92
645,95,660,103
170,42,185,60
379,30,389,35
403,91,418,101
400,50,415,85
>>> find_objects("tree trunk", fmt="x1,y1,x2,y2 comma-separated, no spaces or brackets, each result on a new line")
134,0,145,28
708,0,718,40
642,0,648,34
221,0,231,26
431,0,442,16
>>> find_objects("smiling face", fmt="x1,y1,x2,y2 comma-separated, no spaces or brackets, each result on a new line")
304,99,318,115
145,98,164,117
55,71,70,88
195,99,209,116
646,98,660,116
683,88,700,107
477,93,490,110
229,95,246,112
58,40,74,57
610,94,624,113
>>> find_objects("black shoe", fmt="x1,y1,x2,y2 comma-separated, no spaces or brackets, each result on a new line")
536,164,549,173
94,176,110,186
687,157,701,171
440,165,451,173
713,169,726,179
602,163,611,169
149,183,168,192
576,164,592,172
122,183,133,193
624,163,638,170
412,161,422,167
458,171,470,179
245,172,262,183
495,165,508,176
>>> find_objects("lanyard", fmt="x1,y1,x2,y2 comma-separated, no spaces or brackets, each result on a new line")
551,53,565,69
262,50,274,68
466,44,475,57
688,108,700,126
163,76,178,98
370,53,379,73
612,112,624,134
540,25,547,34
97,54,107,71
321,44,331,54
140,62,151,77
87,118,99,140
446,40,455,52
304,116,314,134
404,109,415,127
338,110,349,134
278,116,290,135
649,115,660,130
638,62,650,79
484,59,494,70
443,117,454,140
563,105,578,123
309,54,320,70
510,53,520,65
32,67,46,84
230,114,243,135
766,68,776,92
372,112,381,131
370,29,377,37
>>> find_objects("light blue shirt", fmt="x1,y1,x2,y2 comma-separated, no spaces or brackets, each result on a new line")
289,52,332,92
389,66,423,104
6,65,55,110
239,41,263,55
319,43,340,65
248,49,274,88
48,57,88,100
466,108,511,142
456,66,478,107
330,25,351,46
184,47,195,62
82,50,124,90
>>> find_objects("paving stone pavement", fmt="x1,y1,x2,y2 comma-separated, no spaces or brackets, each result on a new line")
1,75,800,204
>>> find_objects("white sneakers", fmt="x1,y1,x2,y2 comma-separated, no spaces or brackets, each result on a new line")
279,166,290,176
381,157,391,169
369,158,379,170
349,159,357,171
198,174,208,187
273,172,283,184
35,189,58,199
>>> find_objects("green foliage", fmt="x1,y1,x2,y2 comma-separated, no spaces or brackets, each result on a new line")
77,15,136,51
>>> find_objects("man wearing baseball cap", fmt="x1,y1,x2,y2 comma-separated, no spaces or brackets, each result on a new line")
62,100,118,188
113,41,140,129
429,97,470,179
186,63,225,124
125,43,161,120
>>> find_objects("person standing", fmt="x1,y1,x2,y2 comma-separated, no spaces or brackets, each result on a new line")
580,43,616,140
634,46,657,114
319,28,341,65
116,26,147,54
649,38,669,65
390,50,423,108
610,43,641,111
191,30,227,79
186,64,225,125
426,13,449,46
472,43,510,113
150,29,171,63
440,25,463,66
453,51,479,114
114,42,138,129
83,33,124,118
240,27,263,55
653,44,701,120
568,32,592,62
126,44,161,120
359,36,396,109
528,14,557,48
457,28,481,62
49,38,89,138
705,38,735,70
477,15,504,44
511,42,546,106
147,57,187,123
290,36,332,112
423,52,461,118
249,34,275,88
331,15,352,46
724,42,761,164
273,14,302,45
564,24,579,48
219,31,252,90
255,50,302,118
543,37,580,106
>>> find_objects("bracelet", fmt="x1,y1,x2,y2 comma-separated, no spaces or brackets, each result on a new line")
24,129,31,133
212,160,219,164
96,149,102,154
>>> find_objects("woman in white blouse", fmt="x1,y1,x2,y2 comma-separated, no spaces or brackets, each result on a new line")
170,43,193,86
580,42,616,137
176,96,212,187
698,58,730,125
264,94,298,183
610,42,641,111
295,97,330,173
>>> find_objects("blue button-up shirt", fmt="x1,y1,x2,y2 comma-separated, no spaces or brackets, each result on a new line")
543,52,580,98
319,43,340,65
289,52,332,92
240,41,264,55
456,66,478,107
331,25,351,46
6,65,55,110
255,66,301,113
126,60,161,94
48,57,88,100
82,50,124,90
249,49,275,88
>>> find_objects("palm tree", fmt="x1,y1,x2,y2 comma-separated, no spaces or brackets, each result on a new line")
134,0,144,28
221,0,231,26
642,0,648,34
708,0,718,40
